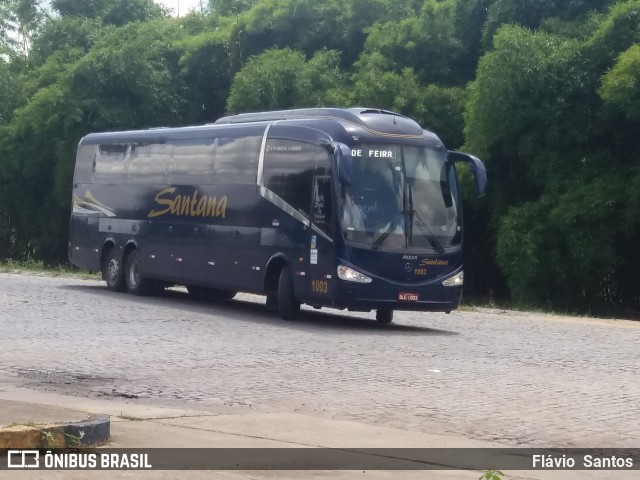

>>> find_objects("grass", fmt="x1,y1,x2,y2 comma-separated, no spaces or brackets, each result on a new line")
0,259,100,279
118,414,145,421
7,421,37,428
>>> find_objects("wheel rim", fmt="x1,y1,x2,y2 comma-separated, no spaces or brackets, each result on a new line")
108,258,119,281
128,259,140,288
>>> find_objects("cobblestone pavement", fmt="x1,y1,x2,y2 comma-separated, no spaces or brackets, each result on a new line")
1,272,639,448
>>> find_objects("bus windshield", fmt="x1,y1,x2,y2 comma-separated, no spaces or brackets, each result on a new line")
341,145,461,251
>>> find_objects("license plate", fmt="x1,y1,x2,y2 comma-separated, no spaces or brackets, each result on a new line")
399,292,419,301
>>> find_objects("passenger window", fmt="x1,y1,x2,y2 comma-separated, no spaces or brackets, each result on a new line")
127,143,169,185
263,139,333,235
168,139,215,185
94,144,129,184
213,134,261,185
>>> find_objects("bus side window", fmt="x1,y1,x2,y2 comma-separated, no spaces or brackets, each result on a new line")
213,134,261,185
168,139,215,185
263,139,315,220
263,139,333,236
127,143,169,185
71,145,96,184
94,144,130,184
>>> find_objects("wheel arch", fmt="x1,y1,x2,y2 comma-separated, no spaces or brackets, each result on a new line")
100,238,117,274
122,239,139,262
263,253,291,295
100,238,139,274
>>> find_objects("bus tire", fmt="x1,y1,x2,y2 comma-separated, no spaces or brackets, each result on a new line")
278,266,300,320
103,248,126,292
125,250,151,296
265,293,278,312
376,309,393,324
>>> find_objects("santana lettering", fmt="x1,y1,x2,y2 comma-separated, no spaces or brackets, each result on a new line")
148,188,227,219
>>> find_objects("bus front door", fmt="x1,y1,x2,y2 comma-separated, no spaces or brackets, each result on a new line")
306,175,335,304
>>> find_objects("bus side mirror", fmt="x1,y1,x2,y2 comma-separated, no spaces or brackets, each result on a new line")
448,151,487,197
335,143,353,186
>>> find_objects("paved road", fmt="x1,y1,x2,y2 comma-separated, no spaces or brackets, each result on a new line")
0,272,638,448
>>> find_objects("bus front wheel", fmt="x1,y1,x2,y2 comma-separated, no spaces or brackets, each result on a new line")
376,309,394,324
103,248,126,292
125,250,152,296
278,266,300,320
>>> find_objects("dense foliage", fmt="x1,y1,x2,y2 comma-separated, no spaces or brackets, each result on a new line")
0,0,638,315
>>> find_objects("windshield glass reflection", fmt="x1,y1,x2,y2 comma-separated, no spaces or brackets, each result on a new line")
341,145,460,251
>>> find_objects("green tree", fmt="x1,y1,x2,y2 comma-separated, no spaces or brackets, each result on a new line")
208,0,259,16
0,17,190,262
29,16,105,67
354,0,495,87
600,45,640,119
178,30,233,123
227,48,346,112
482,0,615,47
465,2,640,312
358,0,463,86
0,58,17,125
0,0,50,58
226,0,404,71
51,0,165,26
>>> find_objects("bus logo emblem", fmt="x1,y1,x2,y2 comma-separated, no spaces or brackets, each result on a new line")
8,450,39,468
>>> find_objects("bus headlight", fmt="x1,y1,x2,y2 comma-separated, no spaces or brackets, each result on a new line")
338,265,372,284
442,271,464,287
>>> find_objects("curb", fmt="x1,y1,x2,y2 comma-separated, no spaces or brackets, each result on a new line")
0,415,110,449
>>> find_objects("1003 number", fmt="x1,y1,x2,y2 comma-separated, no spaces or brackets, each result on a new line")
312,280,328,294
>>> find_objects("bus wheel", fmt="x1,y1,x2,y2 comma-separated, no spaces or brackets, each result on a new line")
265,293,278,312
376,309,394,324
103,248,126,292
125,250,151,296
278,266,300,320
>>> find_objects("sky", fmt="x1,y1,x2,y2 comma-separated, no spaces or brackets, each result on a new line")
154,0,206,17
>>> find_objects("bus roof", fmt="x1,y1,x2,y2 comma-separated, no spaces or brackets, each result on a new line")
78,108,442,147
79,122,268,146
216,108,426,138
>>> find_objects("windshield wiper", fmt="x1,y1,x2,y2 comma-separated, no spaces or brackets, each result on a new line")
406,180,445,254
372,212,403,250
372,151,446,254
409,208,445,254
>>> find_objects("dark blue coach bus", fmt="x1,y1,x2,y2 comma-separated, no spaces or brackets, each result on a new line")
69,108,486,323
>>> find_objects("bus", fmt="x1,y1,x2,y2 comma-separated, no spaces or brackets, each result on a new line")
69,108,486,323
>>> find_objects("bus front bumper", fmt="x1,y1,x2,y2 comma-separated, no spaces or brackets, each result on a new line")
332,281,463,313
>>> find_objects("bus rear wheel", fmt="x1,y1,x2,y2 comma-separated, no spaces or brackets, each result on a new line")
278,266,300,320
103,248,125,292
125,250,152,296
376,309,394,324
